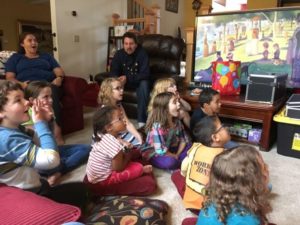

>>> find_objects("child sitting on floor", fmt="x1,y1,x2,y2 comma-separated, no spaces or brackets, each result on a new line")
190,88,220,132
148,78,191,128
190,87,237,149
196,145,272,225
98,77,143,147
84,105,156,196
172,115,230,212
0,80,87,207
142,92,191,170
24,80,90,186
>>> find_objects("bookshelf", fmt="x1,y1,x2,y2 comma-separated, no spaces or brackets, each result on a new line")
106,26,123,72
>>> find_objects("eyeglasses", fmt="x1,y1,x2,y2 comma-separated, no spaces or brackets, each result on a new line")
112,86,124,91
110,117,124,125
214,124,227,134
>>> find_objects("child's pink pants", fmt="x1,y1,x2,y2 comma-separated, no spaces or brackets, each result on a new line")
84,162,156,196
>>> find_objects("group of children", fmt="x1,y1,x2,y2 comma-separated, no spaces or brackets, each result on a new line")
0,80,89,207
0,77,273,225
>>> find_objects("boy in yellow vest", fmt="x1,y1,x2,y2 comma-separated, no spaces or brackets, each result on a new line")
172,115,231,212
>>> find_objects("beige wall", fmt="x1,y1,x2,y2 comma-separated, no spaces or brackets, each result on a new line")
51,0,126,77
0,0,50,50
146,0,185,36
52,0,185,77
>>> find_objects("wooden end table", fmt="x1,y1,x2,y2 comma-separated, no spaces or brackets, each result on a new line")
182,91,286,151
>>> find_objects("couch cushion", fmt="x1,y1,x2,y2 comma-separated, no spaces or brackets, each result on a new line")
138,34,184,75
84,196,168,224
0,184,81,225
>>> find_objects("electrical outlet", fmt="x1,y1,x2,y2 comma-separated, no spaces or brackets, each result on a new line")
74,35,80,42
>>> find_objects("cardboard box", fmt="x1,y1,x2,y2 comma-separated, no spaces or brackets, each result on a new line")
245,73,287,104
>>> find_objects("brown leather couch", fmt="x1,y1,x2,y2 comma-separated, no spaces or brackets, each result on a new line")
94,34,185,119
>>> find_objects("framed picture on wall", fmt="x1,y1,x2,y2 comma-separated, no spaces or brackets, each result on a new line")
17,20,53,55
165,0,179,13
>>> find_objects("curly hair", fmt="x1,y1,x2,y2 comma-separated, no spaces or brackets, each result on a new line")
148,77,176,113
145,92,175,133
97,77,120,106
0,80,23,111
203,145,272,224
93,105,118,142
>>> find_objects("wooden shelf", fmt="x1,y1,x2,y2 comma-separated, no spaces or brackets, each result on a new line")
181,90,287,151
106,27,123,72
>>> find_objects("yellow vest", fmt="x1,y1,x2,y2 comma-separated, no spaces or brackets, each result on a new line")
182,143,223,210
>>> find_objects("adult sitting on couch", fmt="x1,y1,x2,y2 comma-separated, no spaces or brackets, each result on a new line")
5,32,65,144
110,31,151,128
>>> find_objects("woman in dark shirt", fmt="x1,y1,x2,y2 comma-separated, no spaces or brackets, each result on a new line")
5,32,65,144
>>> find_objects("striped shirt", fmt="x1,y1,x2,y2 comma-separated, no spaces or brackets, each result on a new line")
86,133,123,183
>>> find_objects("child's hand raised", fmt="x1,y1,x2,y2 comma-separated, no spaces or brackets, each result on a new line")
32,99,54,123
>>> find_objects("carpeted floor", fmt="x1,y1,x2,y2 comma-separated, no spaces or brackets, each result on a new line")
61,107,300,225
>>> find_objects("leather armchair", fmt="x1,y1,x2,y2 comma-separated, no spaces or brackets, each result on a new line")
94,34,185,119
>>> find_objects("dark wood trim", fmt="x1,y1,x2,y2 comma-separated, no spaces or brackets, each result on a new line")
278,0,300,7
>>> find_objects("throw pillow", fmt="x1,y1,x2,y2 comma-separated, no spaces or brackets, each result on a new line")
0,51,16,75
85,196,168,225
0,184,81,225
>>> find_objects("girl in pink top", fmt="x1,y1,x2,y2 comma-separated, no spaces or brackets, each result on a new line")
84,105,156,196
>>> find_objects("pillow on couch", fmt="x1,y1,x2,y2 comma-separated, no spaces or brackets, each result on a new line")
0,184,81,225
84,196,168,225
0,51,16,76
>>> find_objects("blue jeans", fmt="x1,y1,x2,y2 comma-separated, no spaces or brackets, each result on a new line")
127,80,150,123
224,140,239,149
42,144,90,175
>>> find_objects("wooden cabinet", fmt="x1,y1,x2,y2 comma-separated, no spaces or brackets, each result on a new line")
181,90,286,151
